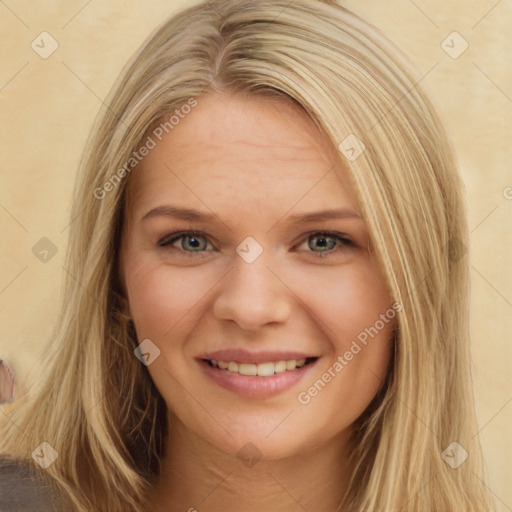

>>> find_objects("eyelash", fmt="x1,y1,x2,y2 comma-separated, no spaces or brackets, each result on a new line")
158,230,355,259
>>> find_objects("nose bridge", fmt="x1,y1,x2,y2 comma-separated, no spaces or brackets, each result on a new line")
213,252,291,329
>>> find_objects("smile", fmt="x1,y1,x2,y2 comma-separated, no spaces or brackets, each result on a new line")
199,351,319,399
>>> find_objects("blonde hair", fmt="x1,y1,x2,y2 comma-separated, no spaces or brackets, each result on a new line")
0,0,495,510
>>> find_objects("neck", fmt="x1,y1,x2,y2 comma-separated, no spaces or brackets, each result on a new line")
148,416,352,512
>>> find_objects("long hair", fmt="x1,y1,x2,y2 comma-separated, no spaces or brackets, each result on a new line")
0,0,495,510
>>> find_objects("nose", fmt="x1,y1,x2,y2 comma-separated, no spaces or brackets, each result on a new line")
212,256,292,331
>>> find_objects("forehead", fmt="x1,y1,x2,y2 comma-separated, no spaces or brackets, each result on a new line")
126,92,358,218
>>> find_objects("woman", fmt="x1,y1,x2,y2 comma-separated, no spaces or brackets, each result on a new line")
0,0,495,510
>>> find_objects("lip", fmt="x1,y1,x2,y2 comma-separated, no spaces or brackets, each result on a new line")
197,349,319,399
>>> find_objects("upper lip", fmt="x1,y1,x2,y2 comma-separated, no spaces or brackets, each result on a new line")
198,348,318,364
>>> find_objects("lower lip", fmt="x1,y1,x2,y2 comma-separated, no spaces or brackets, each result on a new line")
199,360,318,399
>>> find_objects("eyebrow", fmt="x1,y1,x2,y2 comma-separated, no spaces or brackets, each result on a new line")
141,205,217,222
141,205,363,225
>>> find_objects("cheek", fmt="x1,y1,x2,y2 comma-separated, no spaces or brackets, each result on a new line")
124,259,212,338
292,262,394,419
291,261,393,348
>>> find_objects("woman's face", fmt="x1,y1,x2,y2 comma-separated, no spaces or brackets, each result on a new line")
120,92,395,460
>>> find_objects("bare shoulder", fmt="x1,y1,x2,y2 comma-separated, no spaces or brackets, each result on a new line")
0,457,65,512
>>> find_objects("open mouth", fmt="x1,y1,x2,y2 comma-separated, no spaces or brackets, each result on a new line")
203,357,318,377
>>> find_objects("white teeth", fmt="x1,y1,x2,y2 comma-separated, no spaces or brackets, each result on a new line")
274,360,287,373
257,362,275,377
209,358,312,376
238,363,257,376
286,359,297,370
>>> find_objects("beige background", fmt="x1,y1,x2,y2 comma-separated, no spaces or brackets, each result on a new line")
1,0,511,508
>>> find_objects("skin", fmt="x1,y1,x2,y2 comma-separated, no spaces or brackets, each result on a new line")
120,91,395,512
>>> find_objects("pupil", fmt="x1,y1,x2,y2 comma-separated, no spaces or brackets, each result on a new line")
310,235,334,251
186,236,202,250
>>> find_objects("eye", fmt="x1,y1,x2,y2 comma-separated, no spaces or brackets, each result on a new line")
158,231,214,253
297,231,355,257
157,230,355,258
